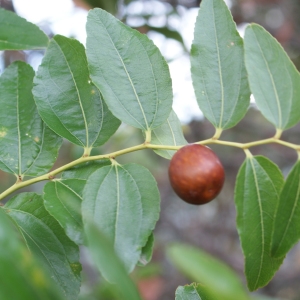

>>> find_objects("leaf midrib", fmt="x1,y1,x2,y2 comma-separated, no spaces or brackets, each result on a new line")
249,158,264,290
94,15,149,130
250,26,282,129
211,3,225,129
55,39,90,147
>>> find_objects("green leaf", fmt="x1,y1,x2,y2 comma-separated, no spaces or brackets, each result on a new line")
5,193,82,300
0,8,48,50
167,244,249,300
86,8,173,131
0,208,65,300
137,232,154,266
44,160,111,245
82,163,160,274
271,161,300,257
0,61,62,177
191,0,250,130
85,222,142,299
33,35,120,149
175,283,203,300
82,0,118,14
234,156,285,291
61,160,111,180
244,24,300,130
147,26,185,46
151,110,187,159
43,179,85,245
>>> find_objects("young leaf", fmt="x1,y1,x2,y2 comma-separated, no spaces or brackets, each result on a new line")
151,110,187,159
86,8,173,131
244,24,300,130
137,232,154,267
85,222,142,300
0,208,64,300
191,0,250,130
175,283,203,300
0,61,62,178
167,244,249,300
82,163,160,274
235,156,285,291
5,193,82,300
272,161,300,257
33,35,120,150
0,8,48,50
43,160,111,245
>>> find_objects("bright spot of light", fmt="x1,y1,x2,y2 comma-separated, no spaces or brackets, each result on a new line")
13,0,88,44
13,0,74,24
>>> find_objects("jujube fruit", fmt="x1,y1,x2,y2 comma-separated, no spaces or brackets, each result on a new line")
168,144,225,205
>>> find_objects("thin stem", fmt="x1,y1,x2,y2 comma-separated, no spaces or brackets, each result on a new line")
213,127,223,139
2,134,300,201
144,129,152,144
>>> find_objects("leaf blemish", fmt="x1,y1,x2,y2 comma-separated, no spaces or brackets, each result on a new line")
0,128,7,138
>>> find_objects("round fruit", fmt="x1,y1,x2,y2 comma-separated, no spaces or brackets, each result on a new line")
168,144,225,205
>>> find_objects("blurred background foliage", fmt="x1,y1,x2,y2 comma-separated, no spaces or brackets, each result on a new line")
1,0,300,299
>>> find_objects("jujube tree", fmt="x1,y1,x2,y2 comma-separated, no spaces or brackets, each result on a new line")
0,0,300,299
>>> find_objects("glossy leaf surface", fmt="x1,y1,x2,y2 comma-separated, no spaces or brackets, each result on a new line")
44,160,111,245
33,35,120,148
191,0,250,130
151,110,187,159
175,284,203,300
82,163,160,273
235,156,284,291
0,61,62,177
86,8,172,130
85,223,142,299
167,244,249,300
5,193,81,300
0,8,48,50
0,208,64,300
244,24,300,130
272,161,300,257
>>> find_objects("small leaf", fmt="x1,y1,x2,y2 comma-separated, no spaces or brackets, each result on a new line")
235,156,285,291
147,26,185,46
272,161,300,257
0,8,48,50
244,24,300,130
5,193,82,300
175,283,203,300
0,61,62,177
86,8,173,131
85,222,142,299
0,208,64,300
44,160,110,245
191,0,250,130
137,232,154,266
167,243,249,300
33,35,120,149
82,163,160,274
82,0,118,14
151,110,187,159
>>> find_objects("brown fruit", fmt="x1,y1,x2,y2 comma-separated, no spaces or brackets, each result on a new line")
168,144,225,205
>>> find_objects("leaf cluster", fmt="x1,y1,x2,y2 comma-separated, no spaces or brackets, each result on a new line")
1,0,300,298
